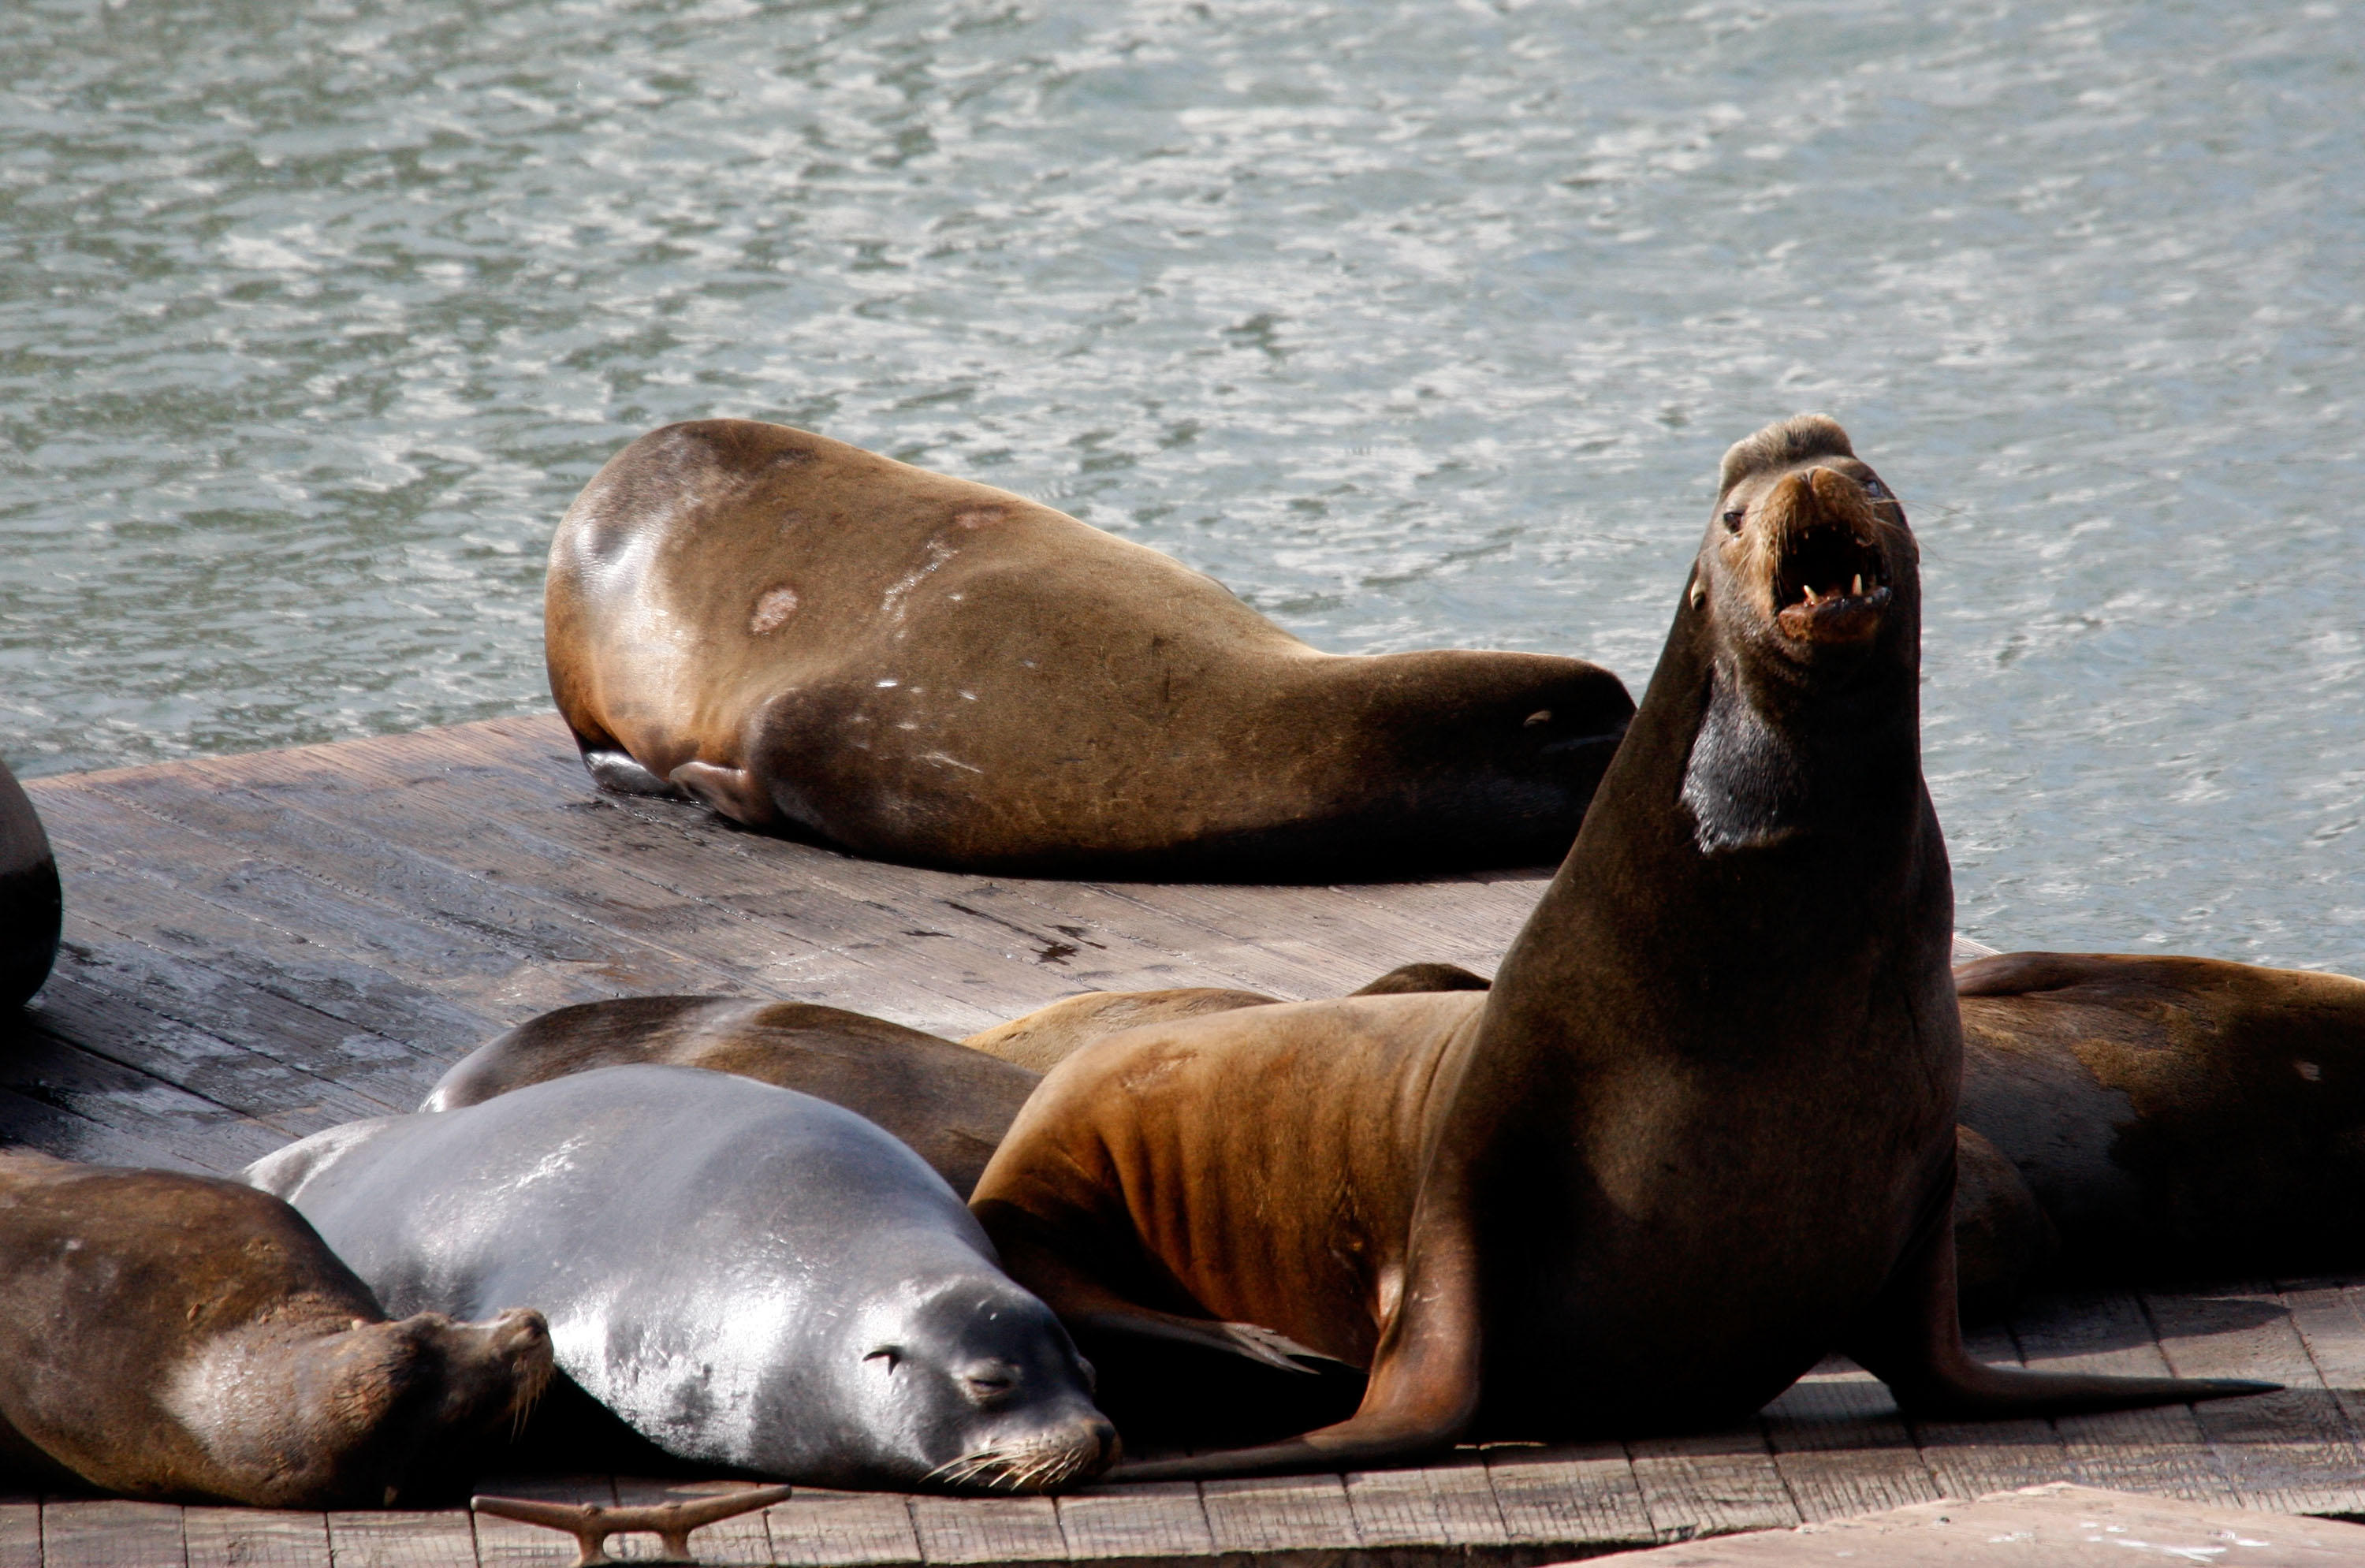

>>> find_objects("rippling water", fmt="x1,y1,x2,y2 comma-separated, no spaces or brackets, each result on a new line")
2,0,2359,968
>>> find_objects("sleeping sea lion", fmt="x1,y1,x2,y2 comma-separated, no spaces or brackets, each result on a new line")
1953,952,2365,1287
0,1151,551,1506
546,419,1634,877
965,414,2267,1477
249,1066,1115,1492
419,996,1037,1196
0,757,61,1010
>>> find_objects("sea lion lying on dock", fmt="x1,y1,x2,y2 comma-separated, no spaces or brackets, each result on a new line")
964,415,2266,1477
0,1151,551,1507
251,1066,1116,1492
1953,952,2365,1291
546,419,1634,877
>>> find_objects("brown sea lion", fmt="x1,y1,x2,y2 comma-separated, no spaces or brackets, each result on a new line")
0,1151,551,1507
545,419,1635,877
0,756,61,1011
962,963,1491,1074
419,996,1037,1197
966,414,2266,1478
1953,952,2365,1287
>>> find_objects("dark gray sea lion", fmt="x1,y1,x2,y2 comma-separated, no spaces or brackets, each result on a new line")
0,757,61,1010
1953,952,2365,1289
0,1151,551,1507
545,419,1635,877
249,1065,1115,1492
966,414,2266,1478
420,996,1036,1197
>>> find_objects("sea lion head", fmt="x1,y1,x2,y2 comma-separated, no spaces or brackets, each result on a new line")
1696,412,1916,675
295,1307,554,1505
1670,415,1924,854
839,1272,1116,1492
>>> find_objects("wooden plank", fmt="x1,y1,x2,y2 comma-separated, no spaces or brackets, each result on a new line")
1909,1321,2077,1499
1757,1363,1942,1523
0,1078,204,1170
181,1508,330,1568
2147,1283,2365,1514
762,1488,922,1567
0,1017,295,1172
0,1498,39,1568
322,1510,479,1568
50,917,431,1112
1481,1441,1656,1553
41,1499,188,1568
1054,1480,1216,1566
469,1477,613,1568
1343,1451,1509,1550
431,717,1392,1011
1199,1473,1362,1561
1625,1426,1799,1543
361,729,1308,1028
27,965,393,1138
607,1480,776,1565
2009,1286,2237,1504
32,814,503,1056
907,1496,1067,1564
161,741,1045,1037
2276,1275,2365,1449
80,769,732,1004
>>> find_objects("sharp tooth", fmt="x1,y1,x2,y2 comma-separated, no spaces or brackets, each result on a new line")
1851,573,1864,596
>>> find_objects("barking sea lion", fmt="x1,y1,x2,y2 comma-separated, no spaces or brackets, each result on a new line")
964,415,2269,1477
0,1152,550,1507
546,419,1634,877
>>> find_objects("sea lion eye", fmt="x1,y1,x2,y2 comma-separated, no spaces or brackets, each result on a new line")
1862,478,1889,499
865,1347,903,1371
1721,508,1745,531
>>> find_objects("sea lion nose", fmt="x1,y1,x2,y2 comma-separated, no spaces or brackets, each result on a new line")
1807,465,1864,512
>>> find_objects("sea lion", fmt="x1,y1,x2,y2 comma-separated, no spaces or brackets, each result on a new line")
966,414,2266,1478
1953,951,2365,1286
420,996,1037,1196
0,1151,551,1507
960,962,1492,1073
0,757,61,1010
545,419,1634,877
249,1065,1115,1492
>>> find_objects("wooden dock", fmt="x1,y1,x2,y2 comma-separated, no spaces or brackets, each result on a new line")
6,713,2365,1566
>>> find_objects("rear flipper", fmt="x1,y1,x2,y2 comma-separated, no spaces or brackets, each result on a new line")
577,743,692,801
1848,1175,2276,1417
1070,1312,1367,1453
669,760,782,828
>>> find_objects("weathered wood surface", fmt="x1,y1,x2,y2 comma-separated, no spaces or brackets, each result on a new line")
3,714,2363,1566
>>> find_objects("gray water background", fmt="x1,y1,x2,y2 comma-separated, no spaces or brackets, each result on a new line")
2,0,2359,969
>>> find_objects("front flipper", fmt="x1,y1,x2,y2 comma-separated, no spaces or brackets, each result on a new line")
1846,1173,2276,1417
1107,1188,1485,1480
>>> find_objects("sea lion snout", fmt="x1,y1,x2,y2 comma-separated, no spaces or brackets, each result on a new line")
1752,467,1896,645
1707,413,1913,654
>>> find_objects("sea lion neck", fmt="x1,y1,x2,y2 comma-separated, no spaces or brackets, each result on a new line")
1472,422,1946,1077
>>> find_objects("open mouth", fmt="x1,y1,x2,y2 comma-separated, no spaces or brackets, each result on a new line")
1771,522,1890,643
